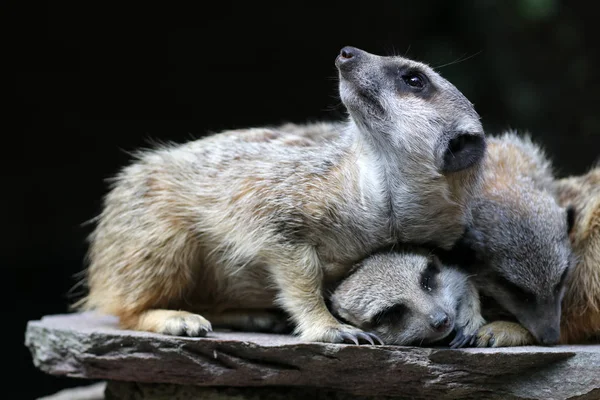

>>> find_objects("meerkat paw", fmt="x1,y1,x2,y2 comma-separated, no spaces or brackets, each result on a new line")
475,321,536,347
300,323,384,345
450,314,486,349
128,309,213,337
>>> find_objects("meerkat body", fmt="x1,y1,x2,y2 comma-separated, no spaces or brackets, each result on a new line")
329,247,485,347
77,47,486,343
554,166,600,344
442,132,574,347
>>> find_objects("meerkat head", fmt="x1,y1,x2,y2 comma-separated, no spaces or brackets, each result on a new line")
329,249,468,346
461,198,576,345
335,46,486,249
335,46,484,173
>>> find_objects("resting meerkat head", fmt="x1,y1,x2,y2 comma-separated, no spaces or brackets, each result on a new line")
329,248,483,346
461,199,576,345
335,47,486,249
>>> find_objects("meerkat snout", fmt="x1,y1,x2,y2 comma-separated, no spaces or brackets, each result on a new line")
430,311,451,332
335,46,364,70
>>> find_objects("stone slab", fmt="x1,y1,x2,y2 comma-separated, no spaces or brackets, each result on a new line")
25,313,600,400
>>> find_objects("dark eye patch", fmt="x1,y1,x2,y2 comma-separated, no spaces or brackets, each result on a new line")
421,260,440,292
384,63,435,99
495,274,536,304
371,303,407,325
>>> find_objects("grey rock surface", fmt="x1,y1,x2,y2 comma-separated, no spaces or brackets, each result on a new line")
26,313,600,400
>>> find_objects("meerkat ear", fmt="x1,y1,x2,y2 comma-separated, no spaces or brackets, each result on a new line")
441,132,486,173
566,205,576,234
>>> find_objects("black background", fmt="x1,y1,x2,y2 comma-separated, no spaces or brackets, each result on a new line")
7,1,599,398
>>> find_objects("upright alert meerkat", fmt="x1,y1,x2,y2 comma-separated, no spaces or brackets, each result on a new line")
329,247,485,347
75,46,486,343
440,132,575,347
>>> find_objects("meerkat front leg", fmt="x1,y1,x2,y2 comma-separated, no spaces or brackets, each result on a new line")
450,281,486,348
475,321,536,347
270,245,381,345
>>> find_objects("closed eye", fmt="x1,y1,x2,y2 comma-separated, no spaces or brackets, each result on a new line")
421,260,440,292
495,275,536,304
371,303,407,325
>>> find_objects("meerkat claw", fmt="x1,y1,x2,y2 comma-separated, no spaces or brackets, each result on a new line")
355,331,384,345
367,332,385,345
450,329,475,349
355,332,374,345
339,332,360,345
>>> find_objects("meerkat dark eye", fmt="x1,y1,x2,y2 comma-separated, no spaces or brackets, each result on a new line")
421,260,440,292
402,72,426,89
372,303,407,325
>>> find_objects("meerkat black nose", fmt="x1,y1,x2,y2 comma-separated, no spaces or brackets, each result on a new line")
538,327,560,346
430,312,450,331
340,46,357,59
336,46,364,70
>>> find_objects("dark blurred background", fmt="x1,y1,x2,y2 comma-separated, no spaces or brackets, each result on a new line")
7,0,599,398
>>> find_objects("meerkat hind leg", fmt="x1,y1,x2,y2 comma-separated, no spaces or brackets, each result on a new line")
123,309,213,337
270,246,383,345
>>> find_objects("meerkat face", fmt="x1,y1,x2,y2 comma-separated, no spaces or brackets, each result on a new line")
463,201,576,345
329,250,467,346
335,46,485,175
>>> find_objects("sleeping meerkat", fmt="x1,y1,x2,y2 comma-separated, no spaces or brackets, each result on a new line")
439,132,575,347
328,247,485,347
75,46,486,344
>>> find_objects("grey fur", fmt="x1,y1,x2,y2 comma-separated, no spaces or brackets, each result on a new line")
450,132,575,345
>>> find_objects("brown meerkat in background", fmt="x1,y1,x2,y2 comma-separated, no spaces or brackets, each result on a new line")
74,46,487,344
329,247,485,347
555,165,600,344
438,132,575,347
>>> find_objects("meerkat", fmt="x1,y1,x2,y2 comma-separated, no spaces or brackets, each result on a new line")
438,132,575,347
550,165,600,344
470,165,600,348
328,247,485,347
75,46,486,344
